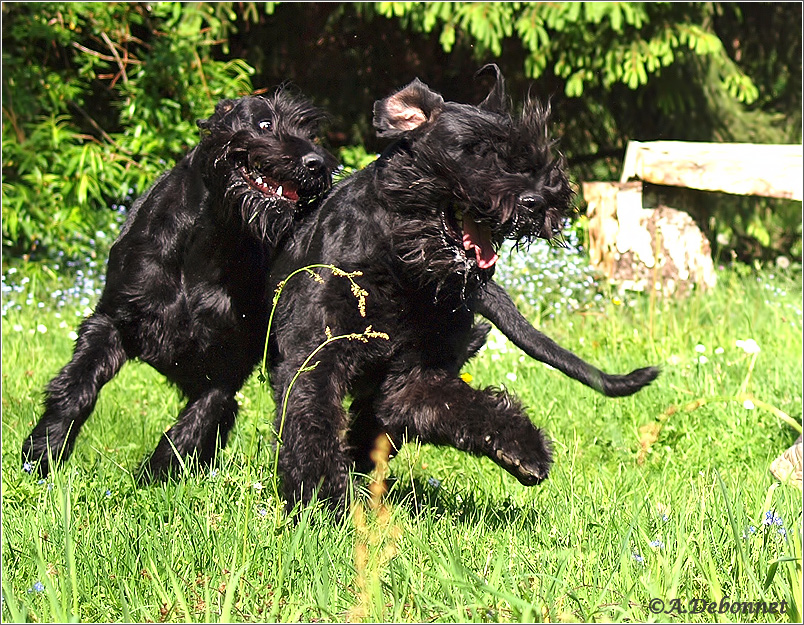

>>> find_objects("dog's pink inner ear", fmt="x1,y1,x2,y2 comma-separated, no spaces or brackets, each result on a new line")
378,79,444,133
384,100,429,131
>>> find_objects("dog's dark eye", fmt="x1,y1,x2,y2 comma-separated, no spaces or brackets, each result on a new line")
519,194,540,210
258,119,273,131
466,141,488,156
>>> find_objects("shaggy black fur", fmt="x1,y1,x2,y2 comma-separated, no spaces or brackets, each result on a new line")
266,65,659,511
22,89,337,480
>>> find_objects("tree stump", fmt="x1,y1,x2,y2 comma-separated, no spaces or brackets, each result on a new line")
583,181,717,296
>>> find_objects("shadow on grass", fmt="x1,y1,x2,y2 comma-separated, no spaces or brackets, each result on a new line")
380,475,544,529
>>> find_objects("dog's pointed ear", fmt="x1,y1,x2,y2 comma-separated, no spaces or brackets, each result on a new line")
476,64,508,114
373,78,445,137
197,99,238,132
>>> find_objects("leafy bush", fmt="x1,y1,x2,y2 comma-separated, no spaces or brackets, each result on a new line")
2,3,256,263
2,3,800,265
364,2,756,102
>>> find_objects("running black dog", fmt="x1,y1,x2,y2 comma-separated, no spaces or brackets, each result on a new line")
23,89,338,480
267,65,659,511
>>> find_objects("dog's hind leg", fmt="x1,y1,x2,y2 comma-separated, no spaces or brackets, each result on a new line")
377,366,553,486
138,387,238,482
22,312,127,477
346,391,407,478
347,393,388,476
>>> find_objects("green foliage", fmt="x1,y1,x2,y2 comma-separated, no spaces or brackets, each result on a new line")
335,144,379,182
1,114,127,261
2,2,255,262
366,3,755,103
2,2,800,264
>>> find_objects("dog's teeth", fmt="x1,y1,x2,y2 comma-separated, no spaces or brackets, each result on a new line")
276,185,283,196
255,176,263,185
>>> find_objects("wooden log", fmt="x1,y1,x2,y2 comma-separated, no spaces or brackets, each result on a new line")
620,141,803,201
583,181,717,296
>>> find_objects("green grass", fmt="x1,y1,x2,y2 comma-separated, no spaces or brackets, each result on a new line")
2,263,802,623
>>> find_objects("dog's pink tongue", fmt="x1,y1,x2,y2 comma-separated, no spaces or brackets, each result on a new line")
462,217,498,269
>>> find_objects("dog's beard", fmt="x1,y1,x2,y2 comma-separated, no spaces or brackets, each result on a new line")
394,208,496,307
396,200,568,309
221,178,299,246
506,205,566,244
239,166,300,202
204,137,331,246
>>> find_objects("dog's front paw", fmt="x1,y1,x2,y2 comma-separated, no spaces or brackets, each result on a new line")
494,448,549,485
487,428,552,485
22,435,60,479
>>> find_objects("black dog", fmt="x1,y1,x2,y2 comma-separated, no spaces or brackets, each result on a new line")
23,89,338,480
266,65,659,511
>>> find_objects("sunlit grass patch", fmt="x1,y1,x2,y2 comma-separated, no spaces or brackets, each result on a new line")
2,257,801,622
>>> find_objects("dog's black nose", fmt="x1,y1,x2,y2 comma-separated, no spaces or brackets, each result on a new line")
302,153,325,173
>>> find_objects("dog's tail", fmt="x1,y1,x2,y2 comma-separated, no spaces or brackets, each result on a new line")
473,281,659,397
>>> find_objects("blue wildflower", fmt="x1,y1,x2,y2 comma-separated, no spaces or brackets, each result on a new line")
633,552,645,564
763,510,784,527
28,581,44,593
22,462,33,474
427,477,441,489
649,540,664,549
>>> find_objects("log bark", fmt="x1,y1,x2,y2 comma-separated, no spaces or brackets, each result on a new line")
583,181,717,296
620,141,803,201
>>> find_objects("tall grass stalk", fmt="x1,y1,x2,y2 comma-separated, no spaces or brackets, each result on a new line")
255,264,386,520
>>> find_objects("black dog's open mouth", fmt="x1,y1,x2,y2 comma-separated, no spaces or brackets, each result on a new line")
240,167,300,202
443,207,499,270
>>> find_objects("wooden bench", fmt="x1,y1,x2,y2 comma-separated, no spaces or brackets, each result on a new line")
583,141,803,295
620,140,802,201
